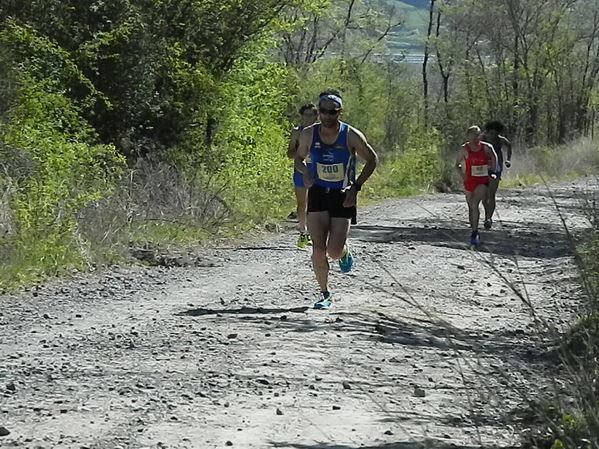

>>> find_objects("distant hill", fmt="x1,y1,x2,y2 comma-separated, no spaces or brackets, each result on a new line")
380,0,428,54
392,0,428,10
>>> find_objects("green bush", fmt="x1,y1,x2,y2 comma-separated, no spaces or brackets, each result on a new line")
549,413,593,449
0,76,124,285
365,127,445,199
209,52,295,222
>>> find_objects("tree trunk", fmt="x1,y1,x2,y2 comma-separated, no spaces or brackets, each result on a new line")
435,9,451,104
422,0,436,124
340,0,356,64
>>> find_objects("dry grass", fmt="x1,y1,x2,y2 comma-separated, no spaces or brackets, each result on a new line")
0,154,237,286
488,181,599,449
76,157,234,259
503,137,599,188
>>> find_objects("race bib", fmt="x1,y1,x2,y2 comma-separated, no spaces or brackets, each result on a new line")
317,162,345,182
471,164,488,177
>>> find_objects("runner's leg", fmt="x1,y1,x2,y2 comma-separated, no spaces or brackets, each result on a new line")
484,177,499,221
308,211,330,293
327,217,351,260
465,191,474,229
471,184,488,230
295,186,308,234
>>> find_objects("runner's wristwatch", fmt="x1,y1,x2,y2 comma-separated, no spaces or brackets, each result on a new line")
353,182,362,192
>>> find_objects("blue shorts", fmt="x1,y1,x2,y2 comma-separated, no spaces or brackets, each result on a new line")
493,166,503,180
293,170,304,188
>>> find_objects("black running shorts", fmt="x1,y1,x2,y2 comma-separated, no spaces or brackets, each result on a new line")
308,184,357,224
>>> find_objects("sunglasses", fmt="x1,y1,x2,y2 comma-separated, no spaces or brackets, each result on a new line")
318,108,340,116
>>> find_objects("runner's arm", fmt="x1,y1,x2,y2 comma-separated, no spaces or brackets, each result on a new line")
286,128,300,159
500,135,512,166
294,128,312,178
483,143,498,173
455,147,466,179
343,128,378,208
348,127,379,189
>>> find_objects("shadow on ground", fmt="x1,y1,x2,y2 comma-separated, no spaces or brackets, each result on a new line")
177,306,310,316
350,218,572,259
270,440,516,449
176,304,549,367
496,188,588,215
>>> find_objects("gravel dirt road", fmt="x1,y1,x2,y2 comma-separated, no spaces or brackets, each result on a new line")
1,178,597,449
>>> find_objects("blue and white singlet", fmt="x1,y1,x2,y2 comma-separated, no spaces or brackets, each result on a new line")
309,122,356,190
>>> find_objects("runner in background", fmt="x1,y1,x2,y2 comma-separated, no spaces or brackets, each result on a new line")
456,125,497,246
482,120,513,229
287,103,318,248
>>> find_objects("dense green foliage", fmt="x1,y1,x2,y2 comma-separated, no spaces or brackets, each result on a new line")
0,0,309,285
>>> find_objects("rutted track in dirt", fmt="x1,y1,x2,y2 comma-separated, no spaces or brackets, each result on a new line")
0,178,596,449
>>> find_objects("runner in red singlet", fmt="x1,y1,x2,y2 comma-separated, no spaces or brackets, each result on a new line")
456,126,497,245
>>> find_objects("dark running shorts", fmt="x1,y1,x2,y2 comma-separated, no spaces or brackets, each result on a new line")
308,184,357,224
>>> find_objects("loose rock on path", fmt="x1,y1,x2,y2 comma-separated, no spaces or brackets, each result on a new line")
0,178,597,449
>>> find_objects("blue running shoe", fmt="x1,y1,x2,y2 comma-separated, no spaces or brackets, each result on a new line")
314,292,333,310
470,230,480,246
484,219,492,230
338,246,354,273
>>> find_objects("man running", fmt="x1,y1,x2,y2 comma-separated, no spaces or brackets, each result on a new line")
481,120,513,229
294,89,378,309
287,103,319,248
456,126,497,246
